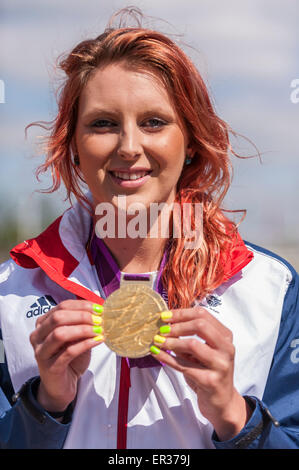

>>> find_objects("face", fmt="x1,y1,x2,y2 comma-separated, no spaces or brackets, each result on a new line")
74,62,190,212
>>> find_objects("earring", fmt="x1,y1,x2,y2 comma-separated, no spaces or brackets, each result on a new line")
185,156,192,165
74,154,80,166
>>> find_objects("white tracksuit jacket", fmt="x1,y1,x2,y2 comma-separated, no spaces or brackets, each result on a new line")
0,198,299,449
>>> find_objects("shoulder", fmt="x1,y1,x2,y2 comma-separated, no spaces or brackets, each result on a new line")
244,241,297,278
0,259,17,286
244,240,297,288
0,258,42,305
244,241,299,321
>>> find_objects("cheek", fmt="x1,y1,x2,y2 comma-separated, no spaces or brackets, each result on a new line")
161,139,186,172
76,130,117,166
147,131,186,169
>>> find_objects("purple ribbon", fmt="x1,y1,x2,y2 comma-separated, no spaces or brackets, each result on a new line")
90,234,169,368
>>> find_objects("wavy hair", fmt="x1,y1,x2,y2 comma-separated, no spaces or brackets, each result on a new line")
26,8,253,308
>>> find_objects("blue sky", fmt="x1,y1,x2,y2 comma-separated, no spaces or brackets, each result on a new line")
0,0,298,256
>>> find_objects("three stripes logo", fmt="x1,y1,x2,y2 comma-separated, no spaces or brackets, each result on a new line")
26,295,57,318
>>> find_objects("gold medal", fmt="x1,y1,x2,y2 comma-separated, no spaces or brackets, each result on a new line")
102,273,167,358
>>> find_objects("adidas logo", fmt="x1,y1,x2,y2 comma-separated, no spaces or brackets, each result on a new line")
26,295,57,318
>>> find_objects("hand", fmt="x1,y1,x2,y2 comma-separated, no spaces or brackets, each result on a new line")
30,299,104,412
151,307,252,441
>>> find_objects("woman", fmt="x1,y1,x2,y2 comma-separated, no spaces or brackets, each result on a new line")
0,12,299,449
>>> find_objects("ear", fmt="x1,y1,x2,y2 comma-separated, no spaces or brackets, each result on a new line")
70,139,78,156
186,144,195,159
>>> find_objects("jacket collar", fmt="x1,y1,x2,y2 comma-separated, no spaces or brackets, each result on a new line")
10,196,254,302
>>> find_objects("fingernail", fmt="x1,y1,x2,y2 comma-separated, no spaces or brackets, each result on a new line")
92,314,102,325
160,325,171,335
154,334,166,344
93,334,104,342
150,345,160,355
93,304,103,314
160,310,173,321
93,325,103,335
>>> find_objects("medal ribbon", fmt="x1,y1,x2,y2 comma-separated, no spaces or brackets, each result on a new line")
89,233,169,368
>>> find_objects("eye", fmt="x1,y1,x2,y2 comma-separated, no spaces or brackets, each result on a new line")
142,118,167,129
91,119,117,129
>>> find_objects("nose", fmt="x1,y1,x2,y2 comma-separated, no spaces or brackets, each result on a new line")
116,124,143,160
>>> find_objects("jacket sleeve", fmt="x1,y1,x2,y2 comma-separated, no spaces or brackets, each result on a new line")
212,267,299,449
0,331,71,449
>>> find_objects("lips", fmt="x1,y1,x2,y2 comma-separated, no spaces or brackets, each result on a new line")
109,169,152,181
108,168,152,188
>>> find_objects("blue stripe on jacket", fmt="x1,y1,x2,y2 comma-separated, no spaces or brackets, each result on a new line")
214,242,299,448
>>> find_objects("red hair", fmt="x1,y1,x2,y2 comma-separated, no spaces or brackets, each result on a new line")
26,11,251,308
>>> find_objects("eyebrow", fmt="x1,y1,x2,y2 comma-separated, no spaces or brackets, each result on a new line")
82,106,176,122
81,107,117,121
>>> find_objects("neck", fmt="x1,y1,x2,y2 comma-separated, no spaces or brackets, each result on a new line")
101,236,167,273
92,208,170,273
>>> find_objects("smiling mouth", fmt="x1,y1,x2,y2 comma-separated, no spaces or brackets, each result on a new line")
109,170,152,181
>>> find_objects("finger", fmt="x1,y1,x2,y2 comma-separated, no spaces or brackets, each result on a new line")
158,318,228,351
47,335,104,371
35,323,104,361
35,309,94,343
150,345,225,393
161,307,232,341
35,300,103,328
155,336,231,371
159,312,233,350
32,304,103,345
150,345,206,373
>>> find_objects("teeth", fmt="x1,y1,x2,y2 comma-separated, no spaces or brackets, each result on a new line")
113,171,148,180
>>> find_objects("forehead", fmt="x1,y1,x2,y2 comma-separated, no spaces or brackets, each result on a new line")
78,62,175,113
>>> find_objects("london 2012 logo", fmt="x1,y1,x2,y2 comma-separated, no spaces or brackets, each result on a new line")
206,294,222,308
